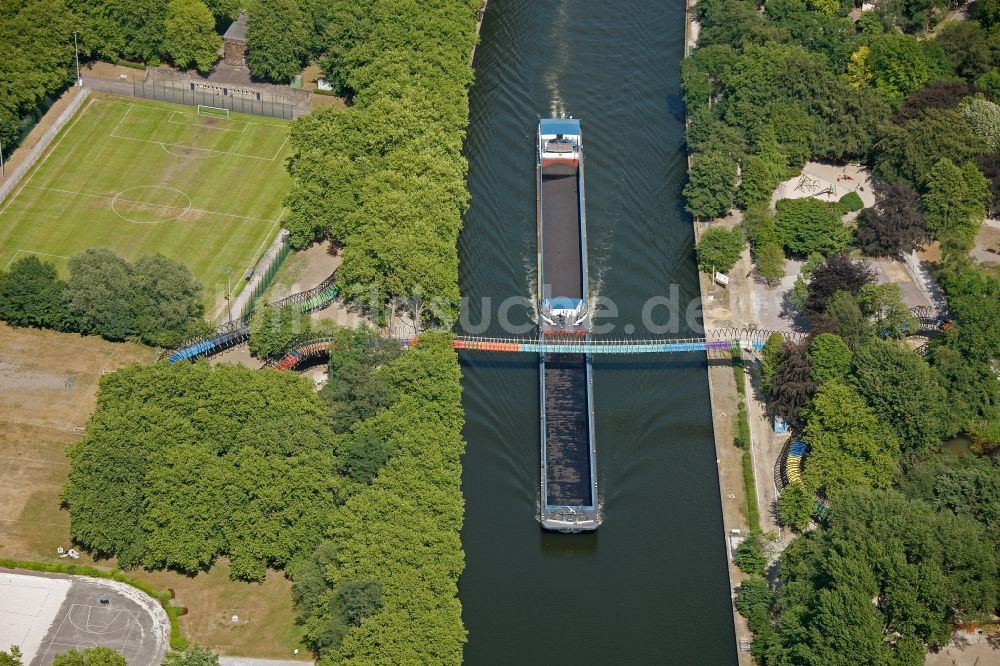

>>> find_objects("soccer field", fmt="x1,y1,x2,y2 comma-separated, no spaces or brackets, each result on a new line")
0,95,292,316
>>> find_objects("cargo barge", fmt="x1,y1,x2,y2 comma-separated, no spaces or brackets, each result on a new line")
536,118,600,532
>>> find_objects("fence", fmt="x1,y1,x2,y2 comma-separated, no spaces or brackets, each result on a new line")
86,78,304,120
240,233,292,317
0,87,90,205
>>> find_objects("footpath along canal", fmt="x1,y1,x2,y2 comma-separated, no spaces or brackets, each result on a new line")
458,0,738,663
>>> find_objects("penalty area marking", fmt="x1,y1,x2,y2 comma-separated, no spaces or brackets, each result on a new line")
3,249,70,270
108,102,290,161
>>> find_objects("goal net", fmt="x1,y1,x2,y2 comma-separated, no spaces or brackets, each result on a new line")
197,105,230,119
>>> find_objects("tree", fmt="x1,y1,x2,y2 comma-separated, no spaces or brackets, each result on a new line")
0,256,72,330
852,339,952,454
892,82,976,123
755,242,785,286
695,227,745,273
961,97,1000,153
64,363,339,579
164,0,221,73
248,303,311,358
777,482,813,531
734,532,768,575
769,342,817,429
131,254,204,347
0,647,23,666
334,580,384,626
695,0,763,48
936,22,993,81
808,333,851,382
978,69,1000,101
975,152,1000,215
737,156,778,209
847,46,873,90
52,648,126,666
683,151,738,219
760,332,785,391
162,645,219,666
804,254,876,315
857,283,916,338
922,158,991,249
775,198,852,257
825,291,872,349
804,381,900,495
855,181,926,258
246,0,309,83
837,191,863,213
320,325,403,434
64,249,136,340
868,33,930,103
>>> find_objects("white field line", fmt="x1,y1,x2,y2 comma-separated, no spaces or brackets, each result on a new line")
110,131,286,161
106,100,290,160
3,249,70,270
167,111,249,133
109,103,135,136
0,98,100,219
212,208,287,322
23,185,278,223
94,96,290,128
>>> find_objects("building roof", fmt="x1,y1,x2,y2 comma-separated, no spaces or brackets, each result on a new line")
224,10,248,42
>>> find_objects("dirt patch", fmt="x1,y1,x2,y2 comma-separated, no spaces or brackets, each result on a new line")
0,324,304,657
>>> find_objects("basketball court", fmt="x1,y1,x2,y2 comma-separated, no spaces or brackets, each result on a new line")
0,571,167,666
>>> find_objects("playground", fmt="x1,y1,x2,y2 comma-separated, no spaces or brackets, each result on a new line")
0,324,306,658
0,95,291,314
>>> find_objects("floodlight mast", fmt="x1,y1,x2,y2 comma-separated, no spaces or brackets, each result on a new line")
73,31,81,86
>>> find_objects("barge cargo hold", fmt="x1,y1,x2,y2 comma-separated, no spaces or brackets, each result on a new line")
536,117,600,532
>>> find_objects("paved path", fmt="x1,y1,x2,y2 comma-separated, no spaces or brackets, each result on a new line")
219,657,313,666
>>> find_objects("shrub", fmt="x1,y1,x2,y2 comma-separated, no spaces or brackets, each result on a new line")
838,191,864,213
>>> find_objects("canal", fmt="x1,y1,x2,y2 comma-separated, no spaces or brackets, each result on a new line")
457,0,738,664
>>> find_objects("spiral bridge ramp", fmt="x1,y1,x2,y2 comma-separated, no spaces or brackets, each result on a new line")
166,273,339,362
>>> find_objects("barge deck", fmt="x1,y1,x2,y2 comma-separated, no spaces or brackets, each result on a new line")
537,118,599,532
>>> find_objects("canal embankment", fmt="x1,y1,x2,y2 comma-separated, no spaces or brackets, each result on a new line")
685,0,757,662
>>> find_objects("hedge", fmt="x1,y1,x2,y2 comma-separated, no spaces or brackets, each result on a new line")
0,559,187,649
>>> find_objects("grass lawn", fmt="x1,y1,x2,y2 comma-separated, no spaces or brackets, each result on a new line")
0,323,307,658
0,94,291,318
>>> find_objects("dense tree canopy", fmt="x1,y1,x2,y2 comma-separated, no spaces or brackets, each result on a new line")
284,0,476,325
64,363,340,581
0,0,78,154
65,249,204,347
852,340,952,455
291,333,467,663
804,381,900,495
